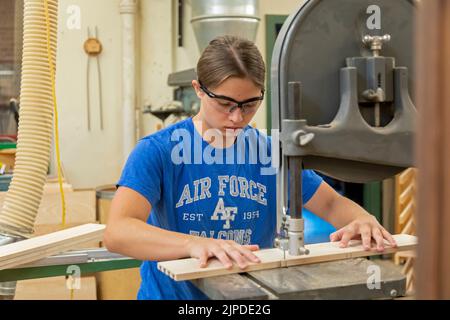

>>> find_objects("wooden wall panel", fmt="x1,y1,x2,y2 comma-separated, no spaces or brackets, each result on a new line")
415,0,450,299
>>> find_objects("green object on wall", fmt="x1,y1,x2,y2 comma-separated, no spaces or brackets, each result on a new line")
265,15,288,133
364,182,382,223
0,142,16,150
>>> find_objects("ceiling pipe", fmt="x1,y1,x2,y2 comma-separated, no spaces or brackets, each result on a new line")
120,0,138,161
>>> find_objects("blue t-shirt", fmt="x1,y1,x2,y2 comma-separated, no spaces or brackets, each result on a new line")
117,117,323,300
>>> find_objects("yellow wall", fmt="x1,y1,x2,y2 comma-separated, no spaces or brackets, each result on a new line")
54,0,305,189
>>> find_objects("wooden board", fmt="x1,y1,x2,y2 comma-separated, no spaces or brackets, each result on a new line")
0,189,96,225
14,276,97,300
158,234,418,281
96,268,141,300
0,148,16,170
33,223,101,250
0,223,105,270
42,182,74,194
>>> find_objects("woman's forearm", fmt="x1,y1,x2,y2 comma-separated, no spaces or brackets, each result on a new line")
104,217,194,261
326,195,371,230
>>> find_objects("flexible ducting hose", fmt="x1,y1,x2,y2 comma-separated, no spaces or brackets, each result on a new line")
0,0,59,238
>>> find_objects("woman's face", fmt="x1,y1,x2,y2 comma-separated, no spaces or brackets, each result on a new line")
192,77,263,136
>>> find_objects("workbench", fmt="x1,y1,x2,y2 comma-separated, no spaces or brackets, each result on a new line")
191,258,406,300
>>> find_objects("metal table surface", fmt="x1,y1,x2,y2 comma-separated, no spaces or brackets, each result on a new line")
191,258,406,300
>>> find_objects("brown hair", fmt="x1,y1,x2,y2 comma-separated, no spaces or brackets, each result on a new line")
196,35,266,90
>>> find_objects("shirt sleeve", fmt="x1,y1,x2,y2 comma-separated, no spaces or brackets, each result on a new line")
302,169,323,204
116,137,163,207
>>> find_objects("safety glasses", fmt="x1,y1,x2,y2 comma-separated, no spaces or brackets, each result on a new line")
199,80,264,114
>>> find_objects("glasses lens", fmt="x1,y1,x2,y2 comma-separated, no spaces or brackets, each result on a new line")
215,98,233,107
205,88,263,114
212,98,235,112
241,100,262,113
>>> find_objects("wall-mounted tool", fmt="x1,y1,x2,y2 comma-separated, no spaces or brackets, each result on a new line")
84,26,103,131
144,68,200,131
143,101,187,129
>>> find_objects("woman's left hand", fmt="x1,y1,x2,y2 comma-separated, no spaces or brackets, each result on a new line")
329,214,397,252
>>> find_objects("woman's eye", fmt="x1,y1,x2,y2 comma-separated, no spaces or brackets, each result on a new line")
244,102,258,109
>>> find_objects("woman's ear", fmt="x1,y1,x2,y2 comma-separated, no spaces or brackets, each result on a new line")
192,80,203,98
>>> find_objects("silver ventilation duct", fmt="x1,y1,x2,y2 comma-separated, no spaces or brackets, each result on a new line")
190,0,260,52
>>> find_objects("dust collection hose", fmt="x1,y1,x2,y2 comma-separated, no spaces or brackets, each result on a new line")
0,0,59,238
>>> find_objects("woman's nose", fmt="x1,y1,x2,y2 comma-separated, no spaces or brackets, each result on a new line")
229,106,244,123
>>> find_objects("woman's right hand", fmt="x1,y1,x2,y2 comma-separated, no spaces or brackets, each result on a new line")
186,237,261,270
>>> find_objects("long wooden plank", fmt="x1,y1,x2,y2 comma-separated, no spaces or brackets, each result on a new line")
0,234,103,269
0,234,102,270
157,234,418,281
0,223,105,270
33,223,101,250
0,224,104,261
0,234,103,270
0,232,103,270
158,247,284,281
284,234,416,267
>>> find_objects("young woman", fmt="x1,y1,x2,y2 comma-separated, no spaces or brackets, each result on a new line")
104,35,397,300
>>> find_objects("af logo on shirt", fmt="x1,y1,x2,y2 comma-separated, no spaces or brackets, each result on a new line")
211,198,237,229
176,175,267,230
